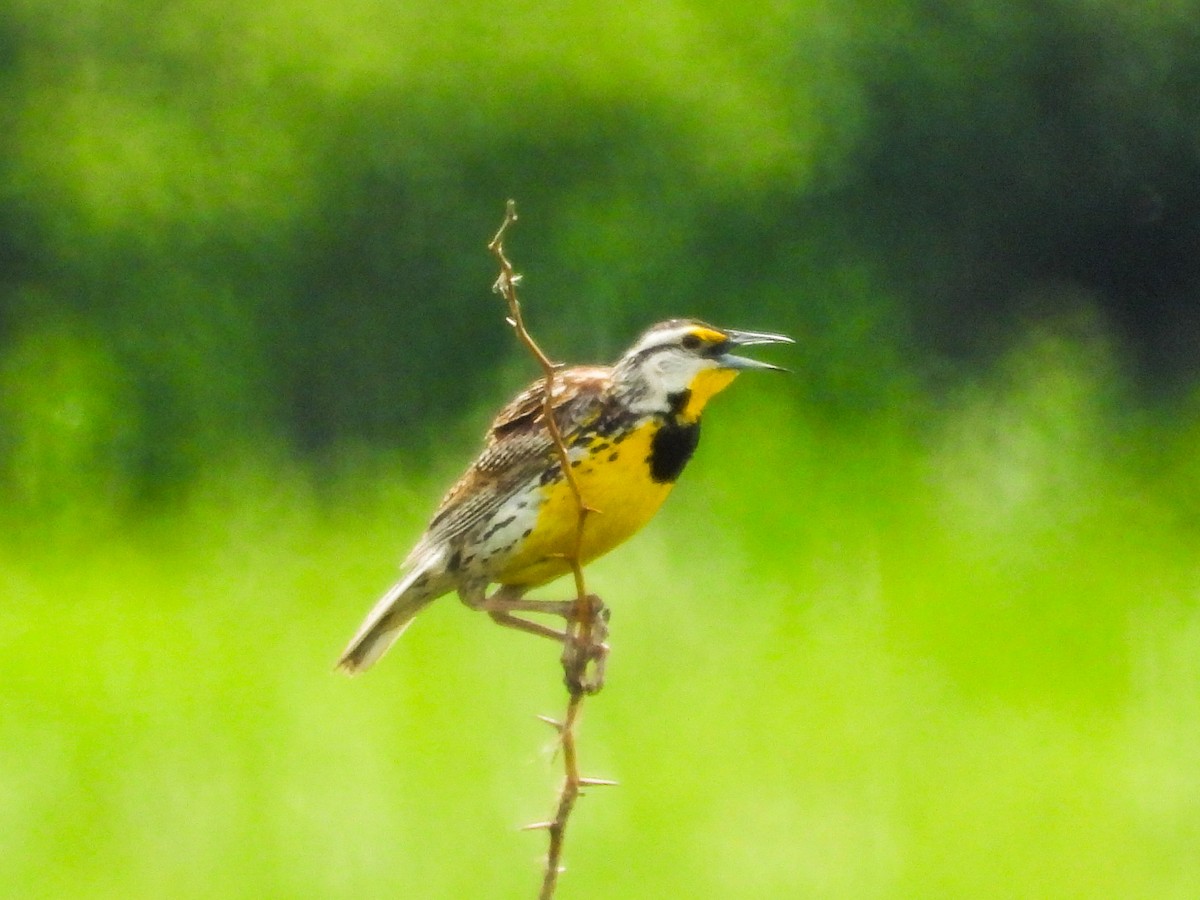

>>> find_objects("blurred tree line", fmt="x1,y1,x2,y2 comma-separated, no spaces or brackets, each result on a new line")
1,0,1198,511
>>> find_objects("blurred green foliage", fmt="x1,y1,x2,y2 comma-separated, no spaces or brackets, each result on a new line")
5,361,1200,896
4,0,1200,896
4,0,1199,497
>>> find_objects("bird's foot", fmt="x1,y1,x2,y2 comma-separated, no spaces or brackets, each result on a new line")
561,595,610,695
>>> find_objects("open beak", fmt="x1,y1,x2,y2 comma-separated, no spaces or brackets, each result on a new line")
715,328,795,372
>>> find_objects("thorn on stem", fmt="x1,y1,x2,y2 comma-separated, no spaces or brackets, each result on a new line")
487,200,608,900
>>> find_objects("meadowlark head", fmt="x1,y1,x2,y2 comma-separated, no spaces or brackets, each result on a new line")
613,319,793,419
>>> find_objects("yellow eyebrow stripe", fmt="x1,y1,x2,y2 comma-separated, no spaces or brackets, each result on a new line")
689,327,726,344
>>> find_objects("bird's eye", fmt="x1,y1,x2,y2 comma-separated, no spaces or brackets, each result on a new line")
681,333,702,350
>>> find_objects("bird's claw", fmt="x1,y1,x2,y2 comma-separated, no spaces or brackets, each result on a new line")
561,595,609,695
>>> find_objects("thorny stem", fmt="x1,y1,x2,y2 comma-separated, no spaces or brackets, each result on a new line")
487,201,597,613
487,200,608,900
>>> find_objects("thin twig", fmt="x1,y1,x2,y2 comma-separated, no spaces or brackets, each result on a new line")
487,200,610,899
487,201,597,609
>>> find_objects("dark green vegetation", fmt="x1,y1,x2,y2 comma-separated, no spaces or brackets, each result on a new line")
4,1,1200,896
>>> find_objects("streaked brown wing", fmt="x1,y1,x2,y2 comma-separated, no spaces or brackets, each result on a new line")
407,366,610,557
489,366,611,437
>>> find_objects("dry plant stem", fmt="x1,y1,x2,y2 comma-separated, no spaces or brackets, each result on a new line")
539,693,583,899
487,200,608,900
487,202,604,688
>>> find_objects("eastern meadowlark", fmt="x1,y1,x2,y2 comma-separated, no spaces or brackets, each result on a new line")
336,319,792,673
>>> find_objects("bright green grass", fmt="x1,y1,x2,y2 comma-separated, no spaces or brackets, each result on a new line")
4,335,1200,898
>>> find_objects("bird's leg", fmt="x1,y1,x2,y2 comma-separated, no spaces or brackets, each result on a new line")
461,584,571,642
488,590,610,694
462,585,611,691
482,583,603,625
488,610,569,642
486,596,576,618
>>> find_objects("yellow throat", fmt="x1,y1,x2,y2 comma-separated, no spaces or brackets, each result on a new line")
679,368,739,422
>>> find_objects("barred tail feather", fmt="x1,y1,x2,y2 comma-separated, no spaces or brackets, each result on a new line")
336,550,445,675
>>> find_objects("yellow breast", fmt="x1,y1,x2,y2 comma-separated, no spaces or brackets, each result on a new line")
495,420,674,587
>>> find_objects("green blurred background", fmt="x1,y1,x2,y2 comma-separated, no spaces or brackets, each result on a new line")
4,1,1200,896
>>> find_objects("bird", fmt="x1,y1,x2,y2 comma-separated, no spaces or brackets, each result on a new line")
336,319,792,674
